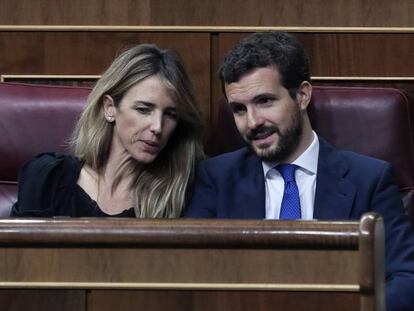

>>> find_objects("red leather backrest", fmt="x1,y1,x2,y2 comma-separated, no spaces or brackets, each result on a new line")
308,86,414,191
1,83,413,222
0,82,91,216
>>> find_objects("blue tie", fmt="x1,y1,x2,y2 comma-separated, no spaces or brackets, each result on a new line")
277,164,301,219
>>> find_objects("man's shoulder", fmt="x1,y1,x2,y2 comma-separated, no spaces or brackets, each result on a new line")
320,139,391,180
197,147,262,179
333,148,389,170
201,147,257,167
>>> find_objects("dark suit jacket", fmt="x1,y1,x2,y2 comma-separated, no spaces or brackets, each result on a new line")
185,138,414,311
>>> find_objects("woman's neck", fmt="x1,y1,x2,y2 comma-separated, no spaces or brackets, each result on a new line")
96,147,141,214
104,133,144,184
77,152,141,215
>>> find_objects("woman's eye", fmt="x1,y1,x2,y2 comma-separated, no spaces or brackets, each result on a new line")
136,106,151,114
165,110,178,120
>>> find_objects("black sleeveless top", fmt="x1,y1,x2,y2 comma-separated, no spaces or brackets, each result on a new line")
10,153,135,217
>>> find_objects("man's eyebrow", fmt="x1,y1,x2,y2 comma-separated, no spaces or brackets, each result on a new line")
228,100,243,108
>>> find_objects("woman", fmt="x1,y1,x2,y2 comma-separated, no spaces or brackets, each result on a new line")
11,44,204,218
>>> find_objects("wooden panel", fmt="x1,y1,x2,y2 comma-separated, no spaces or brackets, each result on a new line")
0,248,358,285
214,32,414,77
87,290,359,311
150,0,414,27
296,33,414,77
0,0,413,27
0,0,151,25
0,219,361,286
0,31,211,129
0,215,384,311
0,290,85,311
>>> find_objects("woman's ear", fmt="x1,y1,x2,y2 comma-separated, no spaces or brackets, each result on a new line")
103,95,116,122
296,81,312,110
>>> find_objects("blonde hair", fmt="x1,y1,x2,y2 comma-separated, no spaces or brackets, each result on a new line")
71,44,204,218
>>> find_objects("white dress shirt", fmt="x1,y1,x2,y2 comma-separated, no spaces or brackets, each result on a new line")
263,131,319,219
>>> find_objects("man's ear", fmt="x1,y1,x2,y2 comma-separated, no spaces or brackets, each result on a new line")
103,95,116,122
296,81,312,110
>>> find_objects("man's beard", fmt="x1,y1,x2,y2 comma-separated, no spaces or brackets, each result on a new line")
246,108,303,163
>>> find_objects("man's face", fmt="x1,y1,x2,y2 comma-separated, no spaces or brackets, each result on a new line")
225,66,306,163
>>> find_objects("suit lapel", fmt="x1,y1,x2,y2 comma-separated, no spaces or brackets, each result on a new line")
232,148,266,219
313,138,356,219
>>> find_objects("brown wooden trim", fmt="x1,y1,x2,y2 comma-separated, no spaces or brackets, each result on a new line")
1,25,414,33
312,76,414,81
358,213,386,311
0,74,100,82
0,219,359,247
4,75,412,84
0,282,360,291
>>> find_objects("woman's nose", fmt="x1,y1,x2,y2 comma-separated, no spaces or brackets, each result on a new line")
149,114,163,134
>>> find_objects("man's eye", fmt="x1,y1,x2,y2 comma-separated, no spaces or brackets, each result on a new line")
258,97,272,105
232,105,246,115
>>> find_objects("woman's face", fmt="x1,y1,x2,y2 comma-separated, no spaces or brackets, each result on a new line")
104,75,178,165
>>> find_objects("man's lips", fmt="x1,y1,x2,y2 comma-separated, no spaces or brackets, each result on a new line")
251,132,277,147
247,128,277,141
251,131,274,140
246,128,278,147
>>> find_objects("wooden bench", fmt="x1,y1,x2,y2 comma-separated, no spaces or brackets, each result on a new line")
0,212,384,311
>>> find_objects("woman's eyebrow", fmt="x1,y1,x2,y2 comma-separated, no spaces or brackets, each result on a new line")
133,100,155,107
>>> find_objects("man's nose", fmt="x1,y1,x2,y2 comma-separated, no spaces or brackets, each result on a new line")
246,108,264,129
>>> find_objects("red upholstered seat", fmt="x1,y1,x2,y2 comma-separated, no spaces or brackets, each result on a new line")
0,82,90,217
1,83,413,223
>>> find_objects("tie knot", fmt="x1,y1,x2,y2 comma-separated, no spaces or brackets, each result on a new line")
276,164,298,183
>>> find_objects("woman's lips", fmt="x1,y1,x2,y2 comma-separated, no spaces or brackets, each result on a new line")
140,140,160,154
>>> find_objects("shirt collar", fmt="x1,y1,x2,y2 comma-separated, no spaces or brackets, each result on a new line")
262,131,319,177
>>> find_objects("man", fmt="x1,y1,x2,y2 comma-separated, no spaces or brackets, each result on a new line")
185,32,414,311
